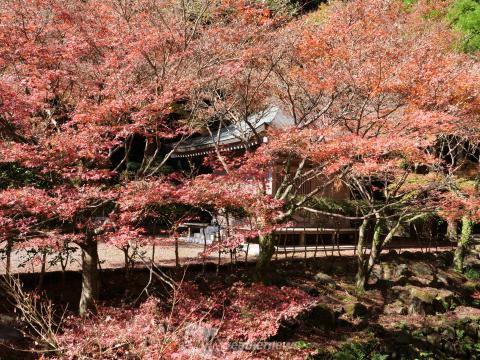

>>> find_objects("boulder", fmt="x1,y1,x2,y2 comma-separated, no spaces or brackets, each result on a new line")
436,251,454,267
331,263,348,275
314,272,335,286
395,263,409,277
426,333,442,346
435,273,450,287
272,317,299,341
409,296,435,315
345,302,369,318
299,285,320,297
409,262,435,285
384,300,408,315
273,303,336,339
372,262,410,282
392,285,459,315
464,253,480,267
454,306,480,319
300,303,336,330
462,280,480,294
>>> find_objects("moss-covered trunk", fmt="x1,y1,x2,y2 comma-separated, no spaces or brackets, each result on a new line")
454,216,473,273
79,236,99,317
355,218,370,292
256,233,275,277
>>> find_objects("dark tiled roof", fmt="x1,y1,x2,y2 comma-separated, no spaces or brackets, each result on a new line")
172,106,294,157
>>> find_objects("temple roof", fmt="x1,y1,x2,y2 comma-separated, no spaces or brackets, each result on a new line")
172,106,294,158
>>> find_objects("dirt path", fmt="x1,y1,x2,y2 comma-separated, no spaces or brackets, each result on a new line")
0,241,455,275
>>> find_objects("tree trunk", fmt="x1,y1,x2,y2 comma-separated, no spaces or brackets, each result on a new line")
175,237,179,268
123,246,130,278
123,246,131,299
355,218,370,292
366,217,384,273
447,218,458,243
79,237,99,317
38,250,47,289
454,216,473,273
5,238,12,276
256,233,275,277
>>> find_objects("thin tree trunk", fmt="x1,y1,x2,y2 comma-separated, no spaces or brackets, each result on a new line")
202,228,207,273
175,237,179,268
454,216,473,273
256,233,275,277
5,238,12,276
367,217,384,271
38,250,47,289
79,236,99,317
447,218,458,243
123,246,131,298
363,216,403,288
355,218,370,292
123,246,129,277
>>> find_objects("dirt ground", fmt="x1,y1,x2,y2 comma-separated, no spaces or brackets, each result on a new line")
0,242,234,275
0,240,455,275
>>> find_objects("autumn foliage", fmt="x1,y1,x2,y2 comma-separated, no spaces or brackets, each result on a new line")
0,0,479,357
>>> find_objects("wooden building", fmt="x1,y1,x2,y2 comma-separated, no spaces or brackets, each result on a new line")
171,106,358,248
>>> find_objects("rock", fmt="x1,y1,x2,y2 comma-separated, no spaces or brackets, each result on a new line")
409,296,435,315
272,317,299,341
345,302,369,318
331,263,347,275
299,285,320,297
426,333,442,346
395,276,409,286
301,303,336,330
436,252,454,267
376,279,394,288
395,331,412,344
409,276,434,286
393,285,459,315
373,262,410,282
409,286,437,303
462,280,480,293
382,264,395,280
454,306,480,319
409,262,435,285
435,273,450,287
392,286,411,303
371,264,383,280
274,303,336,339
384,300,408,315
465,321,480,340
395,263,409,277
464,254,480,267
314,272,335,286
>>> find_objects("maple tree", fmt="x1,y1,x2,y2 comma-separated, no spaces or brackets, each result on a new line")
182,0,480,288
0,0,478,325
0,0,286,314
273,0,479,289
0,0,480,358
